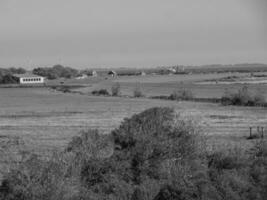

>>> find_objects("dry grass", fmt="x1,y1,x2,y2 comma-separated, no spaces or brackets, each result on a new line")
1,84,267,181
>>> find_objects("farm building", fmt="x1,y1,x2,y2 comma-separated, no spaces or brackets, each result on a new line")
12,74,44,84
81,70,98,77
75,74,88,79
141,71,146,76
92,70,98,77
108,70,117,77
167,68,177,74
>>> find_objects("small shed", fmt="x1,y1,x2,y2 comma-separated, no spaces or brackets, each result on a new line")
141,71,146,76
108,70,117,77
92,70,98,77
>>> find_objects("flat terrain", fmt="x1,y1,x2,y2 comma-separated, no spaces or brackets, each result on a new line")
1,87,266,151
72,73,267,98
0,72,267,179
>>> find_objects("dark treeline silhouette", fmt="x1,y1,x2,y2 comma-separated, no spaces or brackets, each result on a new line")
32,64,79,80
0,68,26,84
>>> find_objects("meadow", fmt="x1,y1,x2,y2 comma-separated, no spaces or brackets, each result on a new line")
0,72,267,182
71,72,267,98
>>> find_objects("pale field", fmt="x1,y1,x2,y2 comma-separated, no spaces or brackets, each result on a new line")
0,87,266,152
0,74,267,179
72,73,267,98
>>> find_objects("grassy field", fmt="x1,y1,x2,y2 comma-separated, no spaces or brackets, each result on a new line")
1,73,267,180
0,87,266,150
71,72,267,98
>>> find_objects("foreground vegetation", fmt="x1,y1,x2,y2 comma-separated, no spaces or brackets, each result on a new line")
221,86,266,106
0,68,26,84
0,107,266,200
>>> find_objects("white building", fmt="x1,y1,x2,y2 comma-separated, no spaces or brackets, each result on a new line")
12,74,45,84
141,71,146,76
75,74,88,79
92,70,98,77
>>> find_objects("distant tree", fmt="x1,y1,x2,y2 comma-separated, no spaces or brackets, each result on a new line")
169,88,194,101
8,67,26,74
32,65,78,80
0,74,18,84
111,82,121,96
133,83,144,97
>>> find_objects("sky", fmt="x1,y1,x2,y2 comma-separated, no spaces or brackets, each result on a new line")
0,0,266,69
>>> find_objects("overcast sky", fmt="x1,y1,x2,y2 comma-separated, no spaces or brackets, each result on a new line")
0,0,266,69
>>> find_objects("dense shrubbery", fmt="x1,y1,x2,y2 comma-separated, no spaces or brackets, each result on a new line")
169,88,194,101
1,107,267,200
0,68,26,84
111,83,121,96
32,65,79,80
51,86,71,93
0,74,18,84
133,84,144,97
221,86,266,106
92,89,110,96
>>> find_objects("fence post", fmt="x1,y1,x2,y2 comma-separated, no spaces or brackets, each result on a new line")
261,127,264,138
249,127,252,138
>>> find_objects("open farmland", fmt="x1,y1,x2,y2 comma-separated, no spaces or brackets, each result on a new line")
1,72,267,180
72,72,267,99
0,87,267,152
0,81,267,184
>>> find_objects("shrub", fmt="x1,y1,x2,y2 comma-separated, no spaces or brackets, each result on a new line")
111,83,121,96
253,90,266,105
92,89,110,96
0,74,18,84
169,88,194,101
2,107,267,200
221,86,266,106
112,107,201,184
133,84,144,98
32,65,78,80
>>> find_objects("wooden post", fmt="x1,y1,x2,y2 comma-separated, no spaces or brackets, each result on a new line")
261,127,264,138
257,126,260,134
249,127,252,138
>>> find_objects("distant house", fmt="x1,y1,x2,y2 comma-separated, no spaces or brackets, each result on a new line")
12,74,44,84
82,70,98,77
108,70,117,77
75,74,88,79
92,70,98,77
141,71,146,76
168,68,176,74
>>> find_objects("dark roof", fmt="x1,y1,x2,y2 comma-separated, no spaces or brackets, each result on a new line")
12,73,44,78
108,70,117,74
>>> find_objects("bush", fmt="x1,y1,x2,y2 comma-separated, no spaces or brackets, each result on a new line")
52,86,71,93
0,74,18,84
1,107,267,200
111,107,201,185
169,88,194,101
133,84,143,98
221,86,266,106
92,89,110,96
32,65,78,80
111,83,121,96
